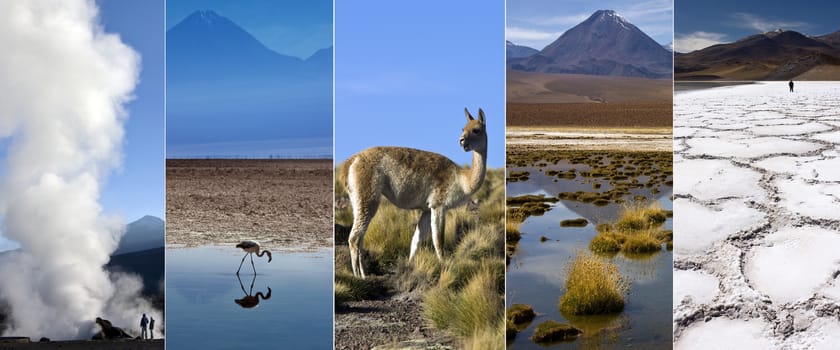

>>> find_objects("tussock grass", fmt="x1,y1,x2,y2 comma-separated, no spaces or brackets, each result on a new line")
589,202,671,256
334,271,387,305
425,262,504,338
531,320,581,343
334,168,505,347
560,218,588,227
507,304,536,326
614,202,668,231
559,251,628,315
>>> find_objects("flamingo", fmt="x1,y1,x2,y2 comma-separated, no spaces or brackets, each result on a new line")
234,273,272,309
235,240,272,275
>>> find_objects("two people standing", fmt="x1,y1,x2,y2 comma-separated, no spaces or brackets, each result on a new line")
140,313,156,340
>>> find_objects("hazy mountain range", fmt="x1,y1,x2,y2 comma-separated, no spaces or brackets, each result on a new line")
166,10,332,151
508,10,672,79
676,29,840,80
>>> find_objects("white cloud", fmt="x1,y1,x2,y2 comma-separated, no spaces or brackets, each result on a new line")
674,31,728,53
620,0,673,19
730,13,807,33
526,13,590,27
506,26,563,42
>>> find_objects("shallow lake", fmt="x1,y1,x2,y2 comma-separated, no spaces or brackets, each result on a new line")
507,159,673,349
166,246,332,349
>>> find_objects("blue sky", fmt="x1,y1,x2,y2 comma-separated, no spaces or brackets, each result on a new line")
166,0,331,59
335,0,505,169
98,0,165,222
0,0,164,252
675,0,840,53
507,0,673,50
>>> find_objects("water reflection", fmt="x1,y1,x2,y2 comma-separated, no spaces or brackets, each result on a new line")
167,246,332,349
507,155,673,349
234,273,272,309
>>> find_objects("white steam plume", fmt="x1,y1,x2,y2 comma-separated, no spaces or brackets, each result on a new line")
0,0,161,339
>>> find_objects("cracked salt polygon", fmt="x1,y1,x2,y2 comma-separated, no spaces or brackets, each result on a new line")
673,127,701,138
742,111,789,121
752,156,821,175
676,318,773,350
819,278,840,300
749,122,832,136
674,270,719,306
790,157,840,181
674,159,764,201
685,137,821,159
745,226,840,304
706,122,753,130
673,199,765,256
783,317,840,350
692,129,753,139
812,131,840,144
777,179,840,220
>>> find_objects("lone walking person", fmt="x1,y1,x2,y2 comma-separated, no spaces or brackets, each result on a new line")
140,313,148,340
789,80,794,92
149,317,155,339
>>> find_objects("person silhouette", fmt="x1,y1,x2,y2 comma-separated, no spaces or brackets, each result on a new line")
149,317,155,339
789,80,794,92
140,313,148,340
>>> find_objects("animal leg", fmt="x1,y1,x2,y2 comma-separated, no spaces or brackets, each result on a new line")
346,159,381,279
250,253,256,274
409,210,432,261
236,253,248,275
430,208,445,261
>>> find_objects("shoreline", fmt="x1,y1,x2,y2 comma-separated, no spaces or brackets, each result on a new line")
507,128,673,152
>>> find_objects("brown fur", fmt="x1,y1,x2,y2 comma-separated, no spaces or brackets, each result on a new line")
345,108,488,278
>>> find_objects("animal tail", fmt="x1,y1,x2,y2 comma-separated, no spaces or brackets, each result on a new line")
339,155,357,190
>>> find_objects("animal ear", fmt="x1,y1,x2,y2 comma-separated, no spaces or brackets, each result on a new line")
464,107,474,121
478,108,485,124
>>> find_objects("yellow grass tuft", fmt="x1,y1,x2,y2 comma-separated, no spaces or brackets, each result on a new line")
559,250,628,315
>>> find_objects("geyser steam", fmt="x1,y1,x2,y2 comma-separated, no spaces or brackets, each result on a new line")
0,0,161,339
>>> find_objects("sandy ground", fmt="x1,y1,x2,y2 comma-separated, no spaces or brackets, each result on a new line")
507,70,673,103
507,102,673,128
166,159,332,251
507,127,672,152
673,82,840,349
335,297,454,350
0,339,163,349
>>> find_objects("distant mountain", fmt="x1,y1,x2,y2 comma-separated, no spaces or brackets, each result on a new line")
166,10,332,149
506,40,539,59
663,42,673,52
107,247,164,296
675,29,840,80
817,30,840,47
509,10,672,78
115,215,164,255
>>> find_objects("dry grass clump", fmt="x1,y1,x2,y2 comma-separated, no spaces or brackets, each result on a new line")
507,303,536,326
334,167,505,347
614,202,668,231
589,202,671,256
559,251,628,315
507,170,530,182
560,218,588,227
531,320,582,343
424,256,505,342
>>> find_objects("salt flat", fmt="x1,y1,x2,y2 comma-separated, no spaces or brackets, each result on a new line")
673,82,840,349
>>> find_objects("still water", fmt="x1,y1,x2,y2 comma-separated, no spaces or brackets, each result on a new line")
166,246,332,349
507,159,673,349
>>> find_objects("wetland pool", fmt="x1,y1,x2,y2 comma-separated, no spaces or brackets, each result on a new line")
166,246,332,349
507,155,673,349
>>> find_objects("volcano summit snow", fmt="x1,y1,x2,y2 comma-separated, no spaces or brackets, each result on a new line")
509,10,672,78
